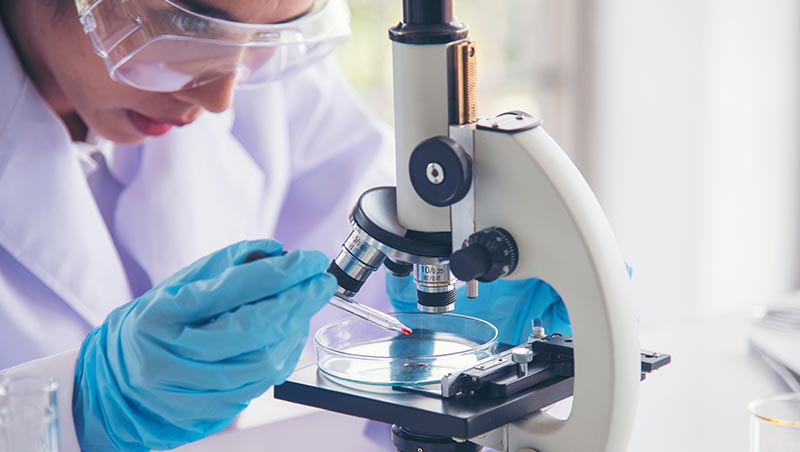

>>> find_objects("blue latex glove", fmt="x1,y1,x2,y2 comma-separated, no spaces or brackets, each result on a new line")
386,274,571,345
73,239,336,451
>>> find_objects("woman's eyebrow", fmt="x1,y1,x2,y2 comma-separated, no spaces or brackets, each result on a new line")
173,0,313,25
276,3,314,24
173,0,237,21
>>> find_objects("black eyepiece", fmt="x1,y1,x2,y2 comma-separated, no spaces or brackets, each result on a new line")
402,0,453,25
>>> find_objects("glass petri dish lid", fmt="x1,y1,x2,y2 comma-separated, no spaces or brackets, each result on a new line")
315,312,498,386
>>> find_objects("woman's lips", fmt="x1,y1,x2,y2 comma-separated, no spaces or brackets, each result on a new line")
127,110,175,136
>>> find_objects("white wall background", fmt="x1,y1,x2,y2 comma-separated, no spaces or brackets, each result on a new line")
583,0,800,326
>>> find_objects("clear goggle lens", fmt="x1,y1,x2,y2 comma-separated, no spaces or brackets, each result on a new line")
76,0,350,92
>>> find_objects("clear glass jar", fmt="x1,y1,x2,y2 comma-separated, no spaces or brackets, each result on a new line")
0,375,59,452
749,393,800,452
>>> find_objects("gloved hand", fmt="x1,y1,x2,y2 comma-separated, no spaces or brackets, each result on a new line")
73,239,336,451
386,274,571,345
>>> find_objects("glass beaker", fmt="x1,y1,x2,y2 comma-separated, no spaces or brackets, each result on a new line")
0,376,59,452
750,393,800,452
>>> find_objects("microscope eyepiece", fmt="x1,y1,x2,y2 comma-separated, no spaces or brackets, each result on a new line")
390,0,467,44
402,0,452,26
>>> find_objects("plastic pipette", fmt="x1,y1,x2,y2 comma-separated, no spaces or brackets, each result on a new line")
329,293,413,335
241,251,412,335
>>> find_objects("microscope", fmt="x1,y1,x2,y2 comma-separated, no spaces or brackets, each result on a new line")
275,1,670,451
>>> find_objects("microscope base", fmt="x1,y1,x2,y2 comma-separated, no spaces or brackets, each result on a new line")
392,425,481,452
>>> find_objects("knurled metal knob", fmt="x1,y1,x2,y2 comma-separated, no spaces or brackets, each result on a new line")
511,347,533,377
511,347,533,364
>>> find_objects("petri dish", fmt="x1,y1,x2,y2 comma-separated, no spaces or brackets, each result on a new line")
315,312,498,386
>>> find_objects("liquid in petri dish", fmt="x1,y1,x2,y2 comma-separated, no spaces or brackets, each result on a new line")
316,314,498,386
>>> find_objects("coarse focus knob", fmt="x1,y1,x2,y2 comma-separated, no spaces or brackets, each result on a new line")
409,136,472,207
449,227,519,282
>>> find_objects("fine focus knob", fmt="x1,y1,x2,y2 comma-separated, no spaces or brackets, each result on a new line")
449,227,519,282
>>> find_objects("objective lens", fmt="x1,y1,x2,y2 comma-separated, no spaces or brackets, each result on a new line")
414,263,456,313
328,229,387,297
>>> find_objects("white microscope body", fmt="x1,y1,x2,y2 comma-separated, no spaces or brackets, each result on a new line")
391,3,640,452
279,2,649,451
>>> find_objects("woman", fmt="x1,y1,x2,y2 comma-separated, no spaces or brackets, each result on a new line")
0,0,393,450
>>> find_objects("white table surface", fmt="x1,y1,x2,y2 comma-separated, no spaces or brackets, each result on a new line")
177,313,788,452
629,314,788,452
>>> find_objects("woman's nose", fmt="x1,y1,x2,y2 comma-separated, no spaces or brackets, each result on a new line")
172,74,238,113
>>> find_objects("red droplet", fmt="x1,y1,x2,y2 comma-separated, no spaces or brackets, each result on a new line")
401,327,413,336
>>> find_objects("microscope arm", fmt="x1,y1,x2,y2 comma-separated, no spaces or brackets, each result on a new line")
464,124,641,452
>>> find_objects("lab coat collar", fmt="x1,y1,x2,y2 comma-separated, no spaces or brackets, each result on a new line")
0,26,133,326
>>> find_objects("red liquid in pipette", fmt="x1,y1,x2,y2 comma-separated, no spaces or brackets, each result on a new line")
401,327,413,336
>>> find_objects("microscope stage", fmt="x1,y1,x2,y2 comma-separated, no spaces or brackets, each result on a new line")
274,364,574,439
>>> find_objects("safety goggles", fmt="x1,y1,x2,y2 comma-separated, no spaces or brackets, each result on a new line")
74,0,350,92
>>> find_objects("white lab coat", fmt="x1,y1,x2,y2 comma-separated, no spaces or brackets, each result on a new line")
0,20,394,451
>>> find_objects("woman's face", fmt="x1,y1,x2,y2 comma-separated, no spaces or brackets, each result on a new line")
37,0,313,143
